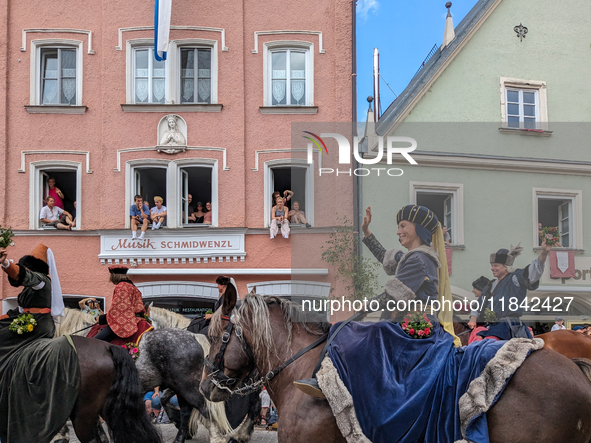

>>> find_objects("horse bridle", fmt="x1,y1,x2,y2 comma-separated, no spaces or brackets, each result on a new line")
204,315,328,396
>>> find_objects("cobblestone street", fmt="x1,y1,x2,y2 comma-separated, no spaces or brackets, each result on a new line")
68,422,278,443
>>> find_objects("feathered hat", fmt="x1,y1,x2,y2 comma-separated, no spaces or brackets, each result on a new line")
490,243,523,267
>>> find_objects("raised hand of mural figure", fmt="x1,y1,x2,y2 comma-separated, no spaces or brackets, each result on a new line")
361,206,372,238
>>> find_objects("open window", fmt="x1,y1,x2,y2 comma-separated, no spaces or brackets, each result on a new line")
30,163,81,230
538,198,573,248
134,167,167,225
411,182,464,245
180,166,213,226
533,188,582,250
265,163,312,227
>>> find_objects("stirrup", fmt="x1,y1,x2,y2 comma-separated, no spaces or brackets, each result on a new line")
293,378,325,399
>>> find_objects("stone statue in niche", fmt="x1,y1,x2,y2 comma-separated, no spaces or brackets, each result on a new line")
157,114,187,154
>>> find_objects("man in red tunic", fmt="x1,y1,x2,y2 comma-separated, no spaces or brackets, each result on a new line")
95,265,145,342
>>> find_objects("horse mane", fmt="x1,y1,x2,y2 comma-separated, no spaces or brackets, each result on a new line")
211,294,330,373
149,307,192,329
55,308,96,337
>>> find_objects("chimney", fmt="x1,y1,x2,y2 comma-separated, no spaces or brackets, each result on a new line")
442,2,455,49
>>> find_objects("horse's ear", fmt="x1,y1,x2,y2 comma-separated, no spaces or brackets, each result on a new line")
222,284,238,316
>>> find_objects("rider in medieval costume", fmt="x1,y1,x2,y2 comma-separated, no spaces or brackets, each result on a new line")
294,205,459,398
94,265,147,342
187,276,239,336
0,244,79,442
476,241,551,340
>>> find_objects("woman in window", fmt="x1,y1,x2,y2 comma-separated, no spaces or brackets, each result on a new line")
203,202,212,225
45,177,65,210
270,197,290,239
194,202,206,224
288,201,311,228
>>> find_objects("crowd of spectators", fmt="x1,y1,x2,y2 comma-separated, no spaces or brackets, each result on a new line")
184,193,211,225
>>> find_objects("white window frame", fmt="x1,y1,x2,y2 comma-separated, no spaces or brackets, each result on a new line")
263,41,314,107
127,41,168,104
500,77,548,131
533,188,583,250
409,182,464,245
125,158,219,229
263,159,314,228
174,158,219,228
29,161,82,230
30,39,83,106
169,39,218,104
126,38,218,105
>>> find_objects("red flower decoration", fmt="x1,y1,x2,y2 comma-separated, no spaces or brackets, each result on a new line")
418,330,425,336
409,328,415,335
424,328,430,335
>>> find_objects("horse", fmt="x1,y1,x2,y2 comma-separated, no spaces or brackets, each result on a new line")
536,330,591,359
4,334,161,443
57,307,260,443
201,292,591,443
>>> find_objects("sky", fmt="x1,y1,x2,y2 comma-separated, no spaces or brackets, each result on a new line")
356,0,479,122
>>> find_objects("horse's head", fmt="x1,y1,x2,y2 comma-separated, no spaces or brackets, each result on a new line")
200,284,258,402
201,290,331,402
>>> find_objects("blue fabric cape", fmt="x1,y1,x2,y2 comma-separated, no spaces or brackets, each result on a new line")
327,321,507,443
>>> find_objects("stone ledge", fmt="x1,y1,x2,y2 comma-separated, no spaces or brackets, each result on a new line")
121,103,223,113
25,105,87,114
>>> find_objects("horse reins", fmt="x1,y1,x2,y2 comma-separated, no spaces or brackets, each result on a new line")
205,315,329,396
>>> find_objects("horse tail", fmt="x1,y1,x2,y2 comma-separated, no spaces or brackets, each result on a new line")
572,358,591,383
103,345,162,443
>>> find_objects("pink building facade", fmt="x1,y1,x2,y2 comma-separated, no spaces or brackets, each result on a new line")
0,0,354,319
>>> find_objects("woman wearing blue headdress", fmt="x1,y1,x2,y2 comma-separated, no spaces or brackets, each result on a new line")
294,204,458,398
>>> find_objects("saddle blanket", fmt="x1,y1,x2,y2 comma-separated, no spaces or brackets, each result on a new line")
87,318,153,346
317,320,543,443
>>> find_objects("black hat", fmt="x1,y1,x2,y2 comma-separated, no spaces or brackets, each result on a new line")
472,276,490,292
490,244,523,267
108,265,129,275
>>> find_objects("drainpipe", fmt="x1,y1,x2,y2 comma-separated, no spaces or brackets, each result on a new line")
351,0,361,277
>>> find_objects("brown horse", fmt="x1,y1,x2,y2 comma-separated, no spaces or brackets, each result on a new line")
201,293,591,443
537,330,591,359
40,336,160,443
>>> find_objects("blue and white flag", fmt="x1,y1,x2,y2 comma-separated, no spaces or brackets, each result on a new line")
154,0,172,61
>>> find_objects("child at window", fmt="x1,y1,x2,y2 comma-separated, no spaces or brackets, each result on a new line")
150,196,167,229
270,197,290,239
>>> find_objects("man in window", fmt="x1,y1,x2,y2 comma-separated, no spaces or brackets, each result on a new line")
39,196,73,230
130,195,149,240
475,241,552,340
